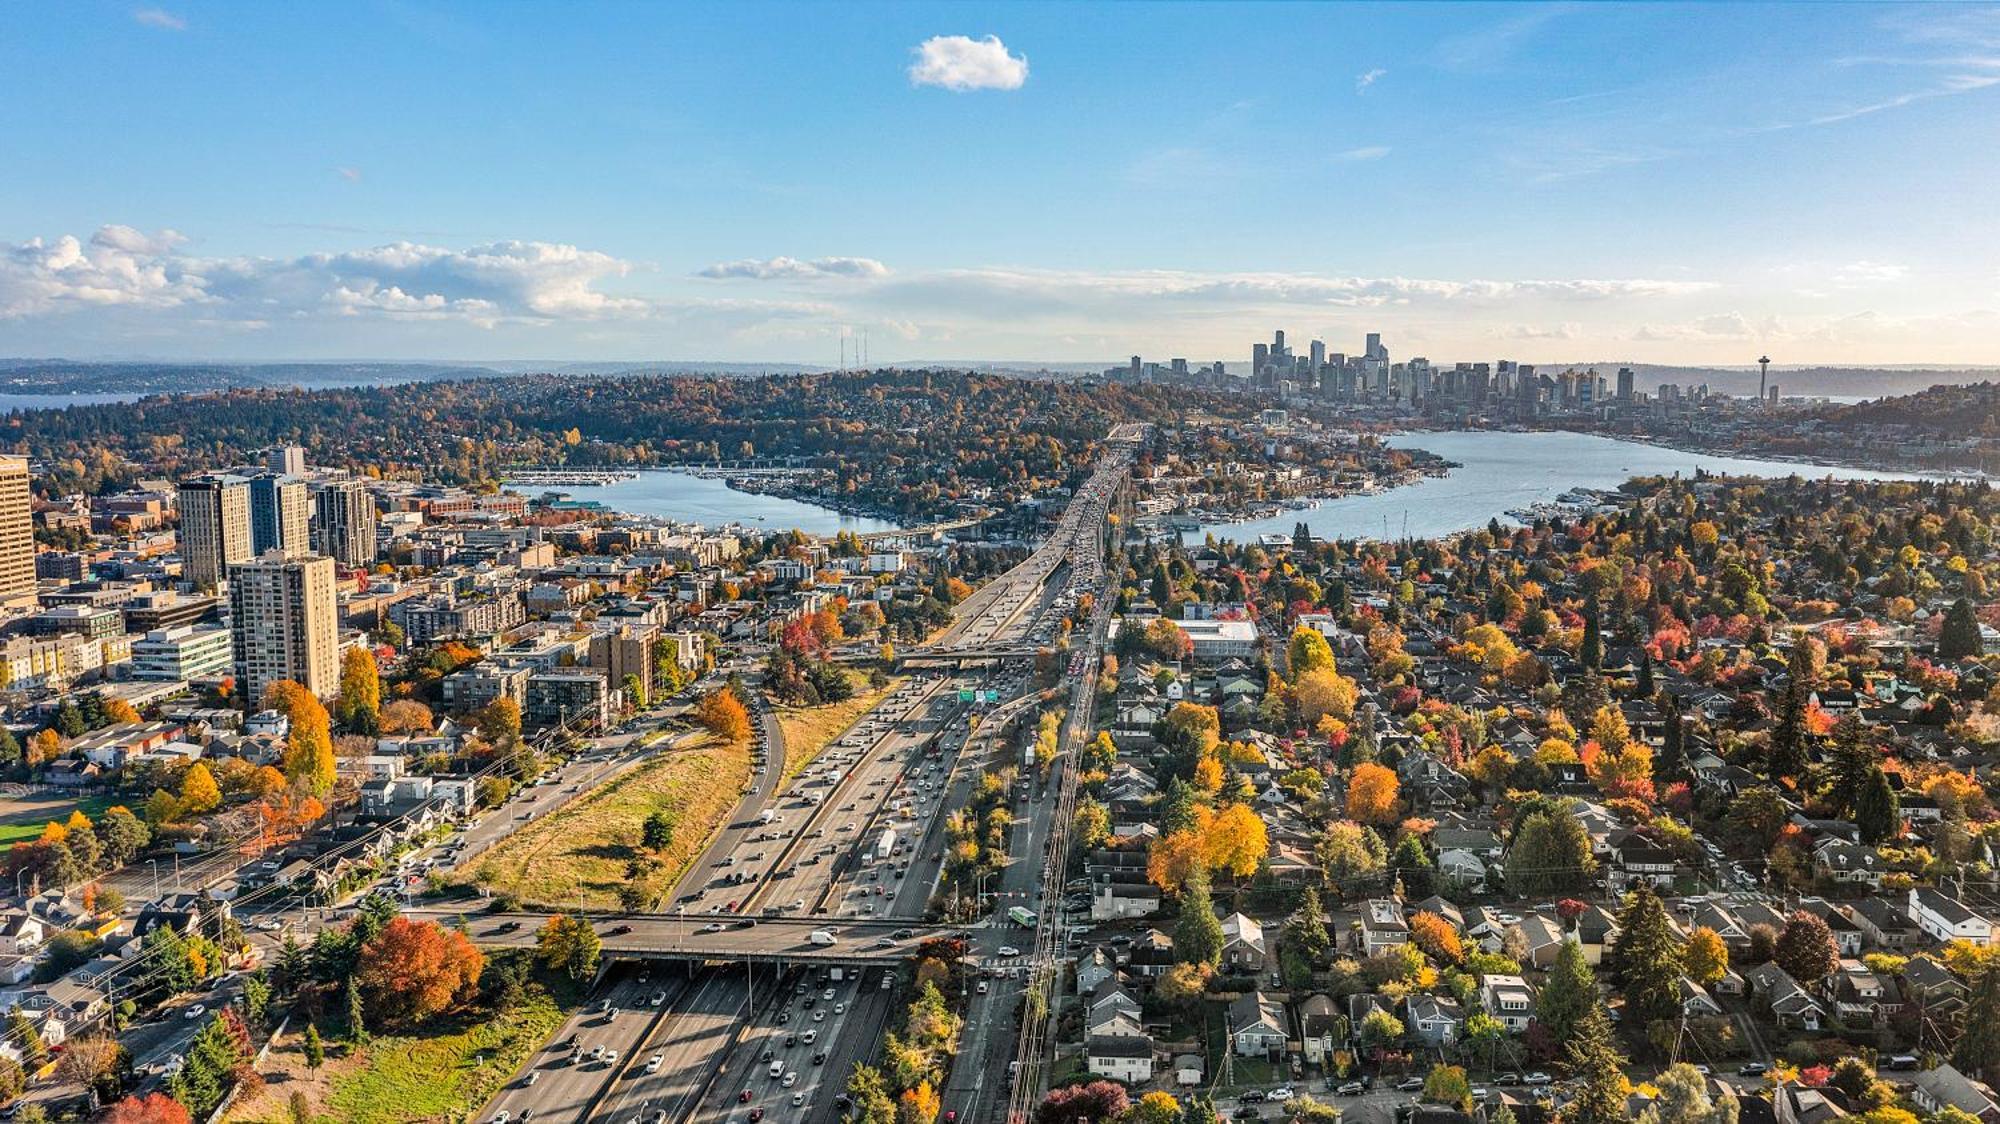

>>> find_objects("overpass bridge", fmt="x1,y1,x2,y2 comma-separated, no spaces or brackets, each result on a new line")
405,908,956,965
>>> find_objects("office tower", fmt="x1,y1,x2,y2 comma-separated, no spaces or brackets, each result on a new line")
0,456,32,610
228,550,339,703
265,446,308,476
1617,366,1635,402
178,474,253,588
1170,358,1188,378
311,478,378,567
1309,339,1326,371
248,473,311,558
1365,332,1385,360
1272,329,1285,355
1252,343,1269,380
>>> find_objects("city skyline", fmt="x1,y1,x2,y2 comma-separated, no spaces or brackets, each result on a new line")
2,3,1998,364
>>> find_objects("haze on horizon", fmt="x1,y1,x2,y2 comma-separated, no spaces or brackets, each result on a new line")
2,2,1997,367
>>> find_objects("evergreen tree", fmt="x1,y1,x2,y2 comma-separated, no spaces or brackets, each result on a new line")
1955,963,2000,1083
1614,887,1684,1026
302,1024,324,1073
1580,606,1603,671
1938,596,1984,660
1285,887,1331,966
1173,875,1224,969
1535,938,1597,1045
54,700,86,738
1505,809,1597,896
1391,833,1436,899
0,726,20,771
345,979,368,1044
1853,766,1900,844
1565,1005,1629,1124
1825,715,1873,816
1635,652,1655,698
1768,682,1809,781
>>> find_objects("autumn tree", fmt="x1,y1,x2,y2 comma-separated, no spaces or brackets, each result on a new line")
537,914,603,981
1774,911,1838,986
1346,762,1401,826
1287,626,1336,675
1683,926,1729,986
105,1093,193,1124
353,918,484,1029
475,697,522,742
266,680,335,795
378,698,434,735
178,762,222,816
1294,668,1360,727
337,647,382,733
898,1080,942,1124
1206,804,1269,879
696,687,753,743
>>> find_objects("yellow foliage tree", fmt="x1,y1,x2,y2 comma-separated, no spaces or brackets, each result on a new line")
1294,668,1360,726
1205,803,1269,879
179,762,222,815
1347,762,1402,826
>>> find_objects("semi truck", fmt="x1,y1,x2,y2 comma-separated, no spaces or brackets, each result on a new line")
874,827,898,863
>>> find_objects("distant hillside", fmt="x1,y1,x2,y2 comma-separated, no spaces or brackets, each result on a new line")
1813,380,2000,438
1557,364,2000,399
0,358,827,396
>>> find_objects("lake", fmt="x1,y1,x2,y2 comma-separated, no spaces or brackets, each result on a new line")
0,392,142,412
1195,429,1949,544
536,470,901,537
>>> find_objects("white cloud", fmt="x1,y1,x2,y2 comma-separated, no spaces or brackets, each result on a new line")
697,256,890,281
0,225,647,326
1355,68,1387,93
1334,146,1391,162
908,35,1028,92
133,7,186,30
1832,260,1909,286
336,166,363,183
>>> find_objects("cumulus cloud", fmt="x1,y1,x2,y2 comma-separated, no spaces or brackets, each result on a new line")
908,35,1029,91
0,225,647,327
697,256,891,281
1355,68,1387,93
133,7,186,30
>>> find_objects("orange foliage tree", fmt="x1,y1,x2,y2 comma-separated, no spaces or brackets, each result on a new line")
354,918,484,1029
1346,763,1402,826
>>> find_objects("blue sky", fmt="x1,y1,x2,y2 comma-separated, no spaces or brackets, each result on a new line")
2,2,1997,365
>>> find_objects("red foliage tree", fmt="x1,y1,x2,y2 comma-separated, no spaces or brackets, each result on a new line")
106,1094,193,1124
354,918,485,1029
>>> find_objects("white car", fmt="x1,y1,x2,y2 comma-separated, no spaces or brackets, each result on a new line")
182,1004,207,1021
1268,1087,1294,1101
646,1053,664,1073
782,1072,798,1088
997,946,1020,957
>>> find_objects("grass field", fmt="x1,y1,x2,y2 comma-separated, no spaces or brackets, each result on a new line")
0,793,119,846
774,669,906,780
465,731,748,910
226,954,576,1124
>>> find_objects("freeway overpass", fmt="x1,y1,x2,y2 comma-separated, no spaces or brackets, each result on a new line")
405,908,956,965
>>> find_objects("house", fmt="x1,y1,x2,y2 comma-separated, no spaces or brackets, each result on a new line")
1774,1086,1850,1124
1297,994,1343,1065
1437,849,1490,892
1076,947,1117,996
1610,835,1679,890
1126,930,1177,977
1174,1054,1206,1087
1512,915,1568,970
0,913,45,956
1850,896,1921,952
1678,977,1725,1017
1086,986,1144,1037
1221,912,1267,972
1360,899,1410,954
1908,887,1996,946
1480,974,1536,1032
1408,994,1465,1046
1744,962,1825,1030
1086,1035,1155,1083
1229,991,1289,1058
1814,839,1883,889
1909,1065,2000,1124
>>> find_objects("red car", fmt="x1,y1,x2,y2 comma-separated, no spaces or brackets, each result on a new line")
748,1112,764,1122
738,1090,753,1103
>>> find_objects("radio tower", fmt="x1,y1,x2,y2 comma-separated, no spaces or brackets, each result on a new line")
1757,355,1771,408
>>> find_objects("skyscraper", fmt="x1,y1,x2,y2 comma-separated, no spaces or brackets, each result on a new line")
248,473,311,558
1616,366,1636,402
311,478,378,567
228,550,339,702
1365,332,1386,361
265,446,308,476
0,456,33,610
178,474,253,588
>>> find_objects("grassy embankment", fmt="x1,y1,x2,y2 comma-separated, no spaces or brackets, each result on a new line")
465,730,748,910
773,668,906,780
225,953,577,1124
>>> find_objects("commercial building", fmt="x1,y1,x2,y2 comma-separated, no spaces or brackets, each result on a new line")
228,551,339,702
265,446,308,476
131,625,236,682
524,669,615,729
440,662,531,713
0,456,36,610
178,475,253,588
248,473,311,558
589,623,657,692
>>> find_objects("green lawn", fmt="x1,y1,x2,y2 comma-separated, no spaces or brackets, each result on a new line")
0,793,119,845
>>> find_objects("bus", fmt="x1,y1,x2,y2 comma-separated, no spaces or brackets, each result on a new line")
1007,905,1036,928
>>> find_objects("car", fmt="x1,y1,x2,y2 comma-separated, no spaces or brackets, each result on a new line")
1268,1087,1294,1102
1240,1090,1266,1103
821,988,836,1000
834,1002,846,1014
603,1049,619,1066
496,920,522,933
523,1071,540,1086
1523,1073,1552,1086
792,1092,807,1107
1740,1063,1770,1076
1396,1077,1426,1092
651,991,667,1006
997,945,1020,956
782,1072,798,1088
183,1004,208,1020
813,1010,826,1022
591,1045,607,1061
1471,1087,1490,1100
492,1114,511,1124
739,1089,754,1103
702,922,723,933
1233,1108,1261,1121
976,981,989,995
645,1052,664,1073
802,997,815,1009
785,1034,798,1047
813,1051,828,1065
776,1010,790,1024
1335,1082,1365,1096
1498,1074,1521,1085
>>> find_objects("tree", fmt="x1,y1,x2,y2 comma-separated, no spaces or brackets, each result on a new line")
846,1063,897,1124
1853,766,1901,844
98,805,151,866
1288,626,1336,675
353,918,484,1029
475,698,522,742
302,1024,324,1073
641,809,676,852
1285,887,1332,966
0,1056,22,1106
337,647,381,733
1294,668,1359,727
1726,786,1790,852
1536,938,1596,1044
1206,803,1268,879
1767,682,1809,781
9,1005,49,1070
1346,762,1401,826
1683,926,1729,986
266,680,335,795
1314,820,1386,896
1423,1063,1474,1112
1774,911,1838,986
696,687,753,743
1391,833,1436,898
1156,961,1213,1021
178,762,222,816
898,1080,942,1124
27,728,63,768
1036,1081,1130,1124
1956,960,2000,1082
1173,875,1224,968
1564,1005,1629,1124
536,914,603,981
1505,808,1597,896
1616,887,1685,1026
1360,1008,1405,1048
1128,1091,1184,1124
378,699,434,734
105,1094,192,1124
1938,596,1984,660
1639,1062,1739,1124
